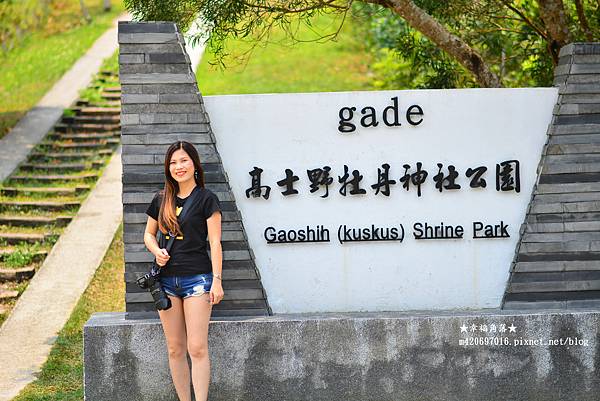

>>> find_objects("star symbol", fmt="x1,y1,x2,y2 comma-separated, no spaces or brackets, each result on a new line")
508,324,517,333
460,324,468,333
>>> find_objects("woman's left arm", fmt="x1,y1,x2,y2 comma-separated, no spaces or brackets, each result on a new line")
207,211,224,305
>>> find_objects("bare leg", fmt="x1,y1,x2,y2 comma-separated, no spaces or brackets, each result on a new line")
158,296,191,401
183,293,212,401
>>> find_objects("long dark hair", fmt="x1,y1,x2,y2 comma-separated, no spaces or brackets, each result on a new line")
158,141,205,235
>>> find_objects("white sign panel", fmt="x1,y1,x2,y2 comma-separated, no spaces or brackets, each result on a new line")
204,89,557,313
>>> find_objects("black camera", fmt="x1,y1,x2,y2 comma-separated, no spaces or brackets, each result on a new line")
137,270,172,311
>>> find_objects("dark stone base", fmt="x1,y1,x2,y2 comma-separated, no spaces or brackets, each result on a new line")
84,310,600,401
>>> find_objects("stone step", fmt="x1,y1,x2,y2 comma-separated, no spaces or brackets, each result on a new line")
126,249,249,263
517,249,600,262
8,173,99,182
502,300,600,310
74,115,120,124
124,210,241,225
544,154,600,164
514,260,600,273
0,249,47,262
29,149,112,160
560,83,600,94
126,277,263,293
55,123,120,133
0,289,19,300
536,182,600,194
123,171,226,184
527,211,600,224
542,162,600,174
520,240,600,254
49,132,119,141
124,266,258,283
0,266,36,282
522,231,600,243
555,103,600,115
40,139,119,150
126,239,247,254
509,280,600,293
550,123,600,135
101,92,121,100
79,107,120,115
539,172,600,184
125,259,255,276
560,74,600,84
559,94,600,105
214,299,270,310
211,308,269,317
511,269,600,281
103,86,121,93
549,134,600,145
63,132,119,140
127,303,270,316
0,232,50,244
20,160,104,173
0,200,81,211
0,186,89,197
534,192,600,204
547,144,600,154
531,200,600,214
19,163,87,172
523,220,600,234
554,113,600,125
126,288,265,303
504,300,563,310
124,229,246,244
0,215,71,227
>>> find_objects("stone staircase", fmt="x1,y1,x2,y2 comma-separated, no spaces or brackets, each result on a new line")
0,74,121,323
503,43,600,310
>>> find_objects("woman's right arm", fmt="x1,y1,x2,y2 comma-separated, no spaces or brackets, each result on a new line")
144,216,170,266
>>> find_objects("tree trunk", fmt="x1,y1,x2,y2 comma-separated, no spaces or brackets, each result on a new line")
79,0,91,22
574,0,593,41
370,0,501,87
538,0,572,64
103,0,112,12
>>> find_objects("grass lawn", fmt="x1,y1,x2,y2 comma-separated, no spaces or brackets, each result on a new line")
196,13,373,95
12,225,124,401
0,0,124,140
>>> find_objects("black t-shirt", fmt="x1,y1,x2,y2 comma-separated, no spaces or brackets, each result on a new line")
145,187,221,276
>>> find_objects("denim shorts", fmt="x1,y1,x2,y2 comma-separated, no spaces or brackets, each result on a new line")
159,273,213,299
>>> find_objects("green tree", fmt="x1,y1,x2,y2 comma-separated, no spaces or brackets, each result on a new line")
123,0,600,88
0,0,51,53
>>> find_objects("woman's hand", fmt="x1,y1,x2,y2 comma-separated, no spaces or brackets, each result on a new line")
210,280,224,305
154,248,170,267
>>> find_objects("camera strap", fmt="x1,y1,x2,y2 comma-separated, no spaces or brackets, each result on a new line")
153,185,202,273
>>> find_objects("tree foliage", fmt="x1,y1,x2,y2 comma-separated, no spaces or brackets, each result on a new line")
0,0,51,52
123,0,600,88
0,0,115,54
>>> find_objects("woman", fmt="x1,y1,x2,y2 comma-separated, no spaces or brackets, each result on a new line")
144,140,224,401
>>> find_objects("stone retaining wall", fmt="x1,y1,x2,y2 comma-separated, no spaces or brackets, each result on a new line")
118,21,270,317
504,43,600,310
84,310,600,401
